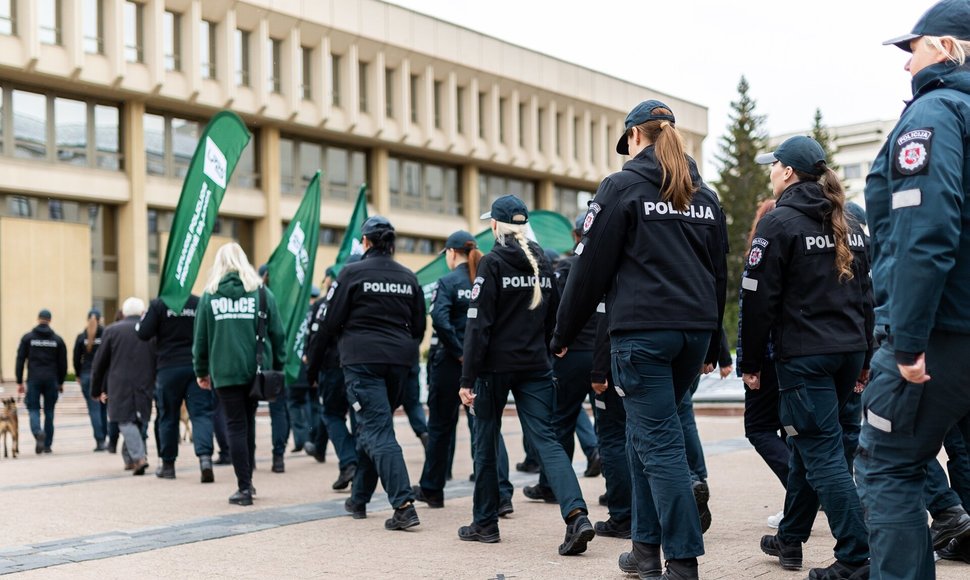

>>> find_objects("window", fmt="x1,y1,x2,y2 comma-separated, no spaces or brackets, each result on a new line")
478,91,485,139
456,86,465,134
94,104,120,170
163,11,180,71
318,227,342,247
171,117,200,178
230,132,258,188
843,163,864,180
279,135,366,200
39,0,61,45
7,195,33,217
301,47,312,100
268,38,281,93
433,80,442,129
385,67,394,118
55,97,87,166
480,173,536,213
395,235,442,255
388,155,460,215
124,1,144,63
235,29,250,86
0,0,13,35
144,111,207,179
330,54,341,106
200,20,216,79
409,74,419,123
554,185,593,220
13,90,47,160
518,103,525,147
537,107,544,153
83,0,103,54
358,61,368,112
498,97,506,144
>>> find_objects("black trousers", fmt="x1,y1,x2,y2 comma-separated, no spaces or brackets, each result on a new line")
216,384,257,491
743,362,791,488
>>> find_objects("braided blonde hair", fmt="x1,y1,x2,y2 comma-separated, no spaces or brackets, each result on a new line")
494,221,543,309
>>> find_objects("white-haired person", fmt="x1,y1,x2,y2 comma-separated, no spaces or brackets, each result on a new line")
91,297,156,475
193,243,285,506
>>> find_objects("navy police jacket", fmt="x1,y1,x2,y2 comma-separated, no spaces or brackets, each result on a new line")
15,324,68,384
305,296,340,380
460,238,559,388
738,181,874,374
317,249,426,367
430,263,472,361
135,295,199,369
554,254,600,351
865,61,970,364
552,146,728,364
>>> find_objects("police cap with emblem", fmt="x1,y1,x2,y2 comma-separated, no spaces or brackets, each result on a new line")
441,230,477,255
361,215,394,236
883,0,970,52
481,194,529,224
616,99,676,155
755,135,827,176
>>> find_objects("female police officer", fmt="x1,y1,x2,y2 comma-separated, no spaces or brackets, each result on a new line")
858,2,970,578
312,216,427,530
552,100,727,580
459,195,594,556
740,136,872,580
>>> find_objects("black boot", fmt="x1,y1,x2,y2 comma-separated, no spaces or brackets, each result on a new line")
271,454,285,473
332,464,357,490
155,460,176,479
559,513,595,556
385,503,420,530
662,558,698,580
229,489,253,506
618,541,661,579
760,534,802,570
930,505,970,550
199,455,214,483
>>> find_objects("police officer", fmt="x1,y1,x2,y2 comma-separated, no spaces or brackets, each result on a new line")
552,100,727,580
413,231,515,514
858,3,970,577
137,292,217,483
16,309,68,454
459,195,594,556
313,216,426,530
740,136,872,579
73,309,107,451
307,264,358,491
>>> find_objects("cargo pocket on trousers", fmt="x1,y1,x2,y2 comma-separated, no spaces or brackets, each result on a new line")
346,379,362,413
610,348,633,398
862,367,923,437
778,383,820,438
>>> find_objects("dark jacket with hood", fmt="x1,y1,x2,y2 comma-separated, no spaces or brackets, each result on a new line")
73,325,104,376
305,295,340,381
864,61,970,364
90,316,157,424
460,237,559,388
552,146,728,364
16,324,67,384
554,254,601,351
430,262,473,360
135,295,200,369
739,181,874,373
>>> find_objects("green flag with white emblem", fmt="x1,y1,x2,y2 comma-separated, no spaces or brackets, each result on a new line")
332,184,368,277
158,111,252,311
267,172,321,384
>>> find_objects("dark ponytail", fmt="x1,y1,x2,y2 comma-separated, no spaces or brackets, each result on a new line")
794,164,854,282
365,229,396,254
634,107,697,211
461,240,484,284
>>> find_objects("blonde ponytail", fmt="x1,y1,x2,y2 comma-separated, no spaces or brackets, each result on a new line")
494,222,543,310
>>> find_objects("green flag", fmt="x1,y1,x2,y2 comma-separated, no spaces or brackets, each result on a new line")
158,111,252,311
415,210,575,305
267,173,322,384
332,184,368,277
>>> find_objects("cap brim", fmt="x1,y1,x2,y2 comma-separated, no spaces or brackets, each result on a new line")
616,133,629,155
882,33,919,52
479,211,492,220
755,152,778,165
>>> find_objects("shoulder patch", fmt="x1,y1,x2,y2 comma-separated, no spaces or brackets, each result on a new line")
470,281,482,301
326,281,338,301
894,128,933,176
582,202,602,234
747,237,768,269
430,283,438,305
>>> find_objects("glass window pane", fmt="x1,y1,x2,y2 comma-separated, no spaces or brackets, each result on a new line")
350,151,366,190
163,11,180,71
200,20,215,79
444,168,458,214
299,141,322,189
403,161,420,198
279,138,294,194
236,29,250,86
388,157,400,194
94,105,119,170
55,98,87,166
13,90,47,160
84,0,102,53
171,118,199,179
0,0,14,35
124,1,142,63
425,165,443,201
230,135,256,188
39,0,59,45
327,147,348,185
143,112,165,175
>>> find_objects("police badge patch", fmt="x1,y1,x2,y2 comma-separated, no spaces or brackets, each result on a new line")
326,281,338,300
894,128,933,176
747,237,768,269
470,276,484,301
582,203,601,234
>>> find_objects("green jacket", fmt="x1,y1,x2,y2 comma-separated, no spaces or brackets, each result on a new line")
193,273,285,388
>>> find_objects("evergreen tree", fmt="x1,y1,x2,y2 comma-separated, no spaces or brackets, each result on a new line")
811,107,839,172
714,76,771,348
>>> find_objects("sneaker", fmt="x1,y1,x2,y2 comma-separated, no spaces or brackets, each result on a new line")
515,460,540,474
332,464,357,491
692,480,712,533
584,450,602,477
131,458,149,476
523,484,557,503
156,461,176,479
498,497,514,517
199,456,214,483
458,521,501,543
760,534,802,570
938,537,970,563
559,514,595,556
43,447,52,454
807,560,869,580
344,498,366,519
929,505,970,550
767,510,784,528
385,504,420,530
229,489,253,506
412,485,444,508
271,454,285,473
595,517,632,539
618,541,661,577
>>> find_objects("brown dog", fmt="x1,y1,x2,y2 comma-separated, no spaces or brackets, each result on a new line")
0,397,19,458
180,401,192,443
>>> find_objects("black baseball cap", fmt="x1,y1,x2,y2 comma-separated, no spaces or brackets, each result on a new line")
440,230,476,254
755,135,827,176
616,99,676,155
361,215,394,236
88,308,102,319
38,309,52,321
481,195,529,224
846,202,868,228
883,0,970,51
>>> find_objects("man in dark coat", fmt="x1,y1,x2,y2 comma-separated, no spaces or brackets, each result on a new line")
92,297,157,475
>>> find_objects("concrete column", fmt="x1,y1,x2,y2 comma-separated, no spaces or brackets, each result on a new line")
318,35,330,121
185,0,201,99
370,147,390,215
219,8,235,104
253,127,281,265
117,100,149,302
63,0,83,74
284,26,300,112
19,0,39,68
103,0,124,81
400,57,411,135
462,164,480,231
347,43,359,127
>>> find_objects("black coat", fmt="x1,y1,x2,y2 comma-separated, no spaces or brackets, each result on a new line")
91,316,157,424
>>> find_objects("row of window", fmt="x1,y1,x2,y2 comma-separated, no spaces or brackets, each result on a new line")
144,111,257,187
279,136,366,200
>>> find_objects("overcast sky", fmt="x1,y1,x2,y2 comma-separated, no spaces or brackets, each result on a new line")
385,0,931,177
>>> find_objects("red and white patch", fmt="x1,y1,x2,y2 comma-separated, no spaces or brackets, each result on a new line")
747,246,764,268
470,283,481,301
898,142,927,173
894,128,933,176
582,203,602,234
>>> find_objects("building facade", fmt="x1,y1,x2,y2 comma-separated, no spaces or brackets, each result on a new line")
0,0,707,380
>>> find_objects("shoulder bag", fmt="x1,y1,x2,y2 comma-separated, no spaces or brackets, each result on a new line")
250,285,285,401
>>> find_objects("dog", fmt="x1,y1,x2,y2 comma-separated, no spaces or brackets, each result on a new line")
0,397,19,458
180,401,192,443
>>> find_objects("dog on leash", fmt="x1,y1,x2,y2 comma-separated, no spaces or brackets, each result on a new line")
180,401,192,443
0,397,19,458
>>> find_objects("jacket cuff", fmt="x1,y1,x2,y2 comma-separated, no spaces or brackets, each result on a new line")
590,371,607,384
738,360,762,375
894,350,921,366
549,335,565,355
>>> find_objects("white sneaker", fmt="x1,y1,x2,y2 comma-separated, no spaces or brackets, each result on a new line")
766,510,784,528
